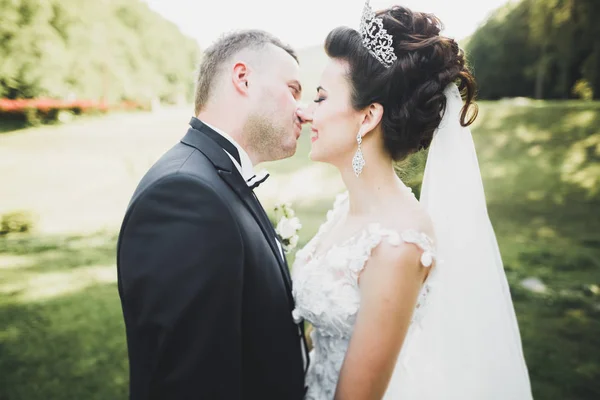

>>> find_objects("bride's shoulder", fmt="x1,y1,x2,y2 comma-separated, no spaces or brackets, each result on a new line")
381,191,434,234
371,206,436,268
399,213,435,251
356,224,434,289
366,227,435,270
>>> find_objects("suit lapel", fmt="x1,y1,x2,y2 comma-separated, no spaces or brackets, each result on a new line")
181,120,294,307
218,170,293,290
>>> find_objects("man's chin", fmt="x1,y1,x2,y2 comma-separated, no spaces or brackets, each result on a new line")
263,144,296,163
279,144,297,160
280,137,298,158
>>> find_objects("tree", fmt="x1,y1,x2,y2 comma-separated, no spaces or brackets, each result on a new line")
466,0,600,99
466,0,538,99
0,0,201,103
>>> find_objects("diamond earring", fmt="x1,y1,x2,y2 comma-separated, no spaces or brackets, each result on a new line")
352,132,365,177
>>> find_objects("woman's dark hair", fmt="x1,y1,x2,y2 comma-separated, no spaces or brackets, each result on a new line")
324,6,478,161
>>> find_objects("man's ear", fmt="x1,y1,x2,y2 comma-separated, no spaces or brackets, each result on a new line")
232,62,250,94
358,103,384,137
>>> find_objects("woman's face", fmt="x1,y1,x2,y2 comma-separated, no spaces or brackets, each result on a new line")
306,58,363,165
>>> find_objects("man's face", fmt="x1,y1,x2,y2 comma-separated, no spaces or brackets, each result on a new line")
244,45,303,162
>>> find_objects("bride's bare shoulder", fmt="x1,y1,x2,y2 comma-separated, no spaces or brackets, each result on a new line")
380,193,436,243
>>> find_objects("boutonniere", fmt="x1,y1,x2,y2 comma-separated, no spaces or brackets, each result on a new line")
273,203,302,254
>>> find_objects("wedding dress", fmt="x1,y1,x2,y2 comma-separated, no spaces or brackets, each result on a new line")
291,190,436,400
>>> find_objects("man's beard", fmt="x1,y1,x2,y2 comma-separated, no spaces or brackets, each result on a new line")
244,112,291,162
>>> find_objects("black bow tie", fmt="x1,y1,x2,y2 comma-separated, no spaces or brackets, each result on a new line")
247,172,270,190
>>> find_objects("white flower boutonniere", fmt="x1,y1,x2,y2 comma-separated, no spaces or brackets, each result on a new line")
274,203,302,254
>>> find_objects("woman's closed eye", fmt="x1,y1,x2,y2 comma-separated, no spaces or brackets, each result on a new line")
313,97,326,103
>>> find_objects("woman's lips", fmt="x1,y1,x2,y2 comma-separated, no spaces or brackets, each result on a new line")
311,128,319,143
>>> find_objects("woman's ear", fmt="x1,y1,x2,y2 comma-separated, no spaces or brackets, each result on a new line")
358,103,384,137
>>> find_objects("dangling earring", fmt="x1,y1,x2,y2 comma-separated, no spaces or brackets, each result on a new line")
352,131,365,177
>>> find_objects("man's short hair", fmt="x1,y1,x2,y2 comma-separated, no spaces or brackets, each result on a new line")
194,30,298,115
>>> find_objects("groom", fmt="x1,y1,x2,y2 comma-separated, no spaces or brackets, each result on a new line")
116,30,309,399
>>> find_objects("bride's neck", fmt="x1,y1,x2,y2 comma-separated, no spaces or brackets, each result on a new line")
338,145,407,217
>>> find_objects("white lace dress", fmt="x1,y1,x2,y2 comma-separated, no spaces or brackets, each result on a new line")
291,192,436,400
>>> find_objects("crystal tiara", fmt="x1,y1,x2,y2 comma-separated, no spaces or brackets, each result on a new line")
359,0,398,68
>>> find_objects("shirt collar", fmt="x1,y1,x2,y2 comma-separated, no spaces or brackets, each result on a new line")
202,121,255,181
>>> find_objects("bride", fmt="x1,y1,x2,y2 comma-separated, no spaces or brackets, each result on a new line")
292,2,533,399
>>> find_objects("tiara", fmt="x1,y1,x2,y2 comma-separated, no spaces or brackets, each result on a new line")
359,0,397,68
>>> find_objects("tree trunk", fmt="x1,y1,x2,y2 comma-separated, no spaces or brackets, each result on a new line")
535,50,547,99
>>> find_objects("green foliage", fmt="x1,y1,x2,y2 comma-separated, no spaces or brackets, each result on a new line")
466,0,600,100
573,79,594,100
0,0,201,103
466,1,538,99
24,106,41,126
0,211,35,235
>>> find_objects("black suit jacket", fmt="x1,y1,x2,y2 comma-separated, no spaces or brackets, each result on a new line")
117,117,308,399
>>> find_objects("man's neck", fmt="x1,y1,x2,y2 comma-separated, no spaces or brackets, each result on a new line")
196,116,256,181
197,109,258,157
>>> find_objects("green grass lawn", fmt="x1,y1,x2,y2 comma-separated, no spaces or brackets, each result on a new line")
0,232,127,400
1,99,599,399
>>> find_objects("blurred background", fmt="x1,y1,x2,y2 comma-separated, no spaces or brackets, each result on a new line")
1,0,599,399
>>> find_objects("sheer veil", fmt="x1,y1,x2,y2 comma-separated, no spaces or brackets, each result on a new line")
384,83,533,399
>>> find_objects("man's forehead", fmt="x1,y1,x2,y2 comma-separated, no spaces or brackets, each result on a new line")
238,43,300,83
265,43,299,71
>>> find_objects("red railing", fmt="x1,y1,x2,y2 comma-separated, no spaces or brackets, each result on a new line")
0,98,108,113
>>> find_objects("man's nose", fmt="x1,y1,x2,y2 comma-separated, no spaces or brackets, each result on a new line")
295,104,313,124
